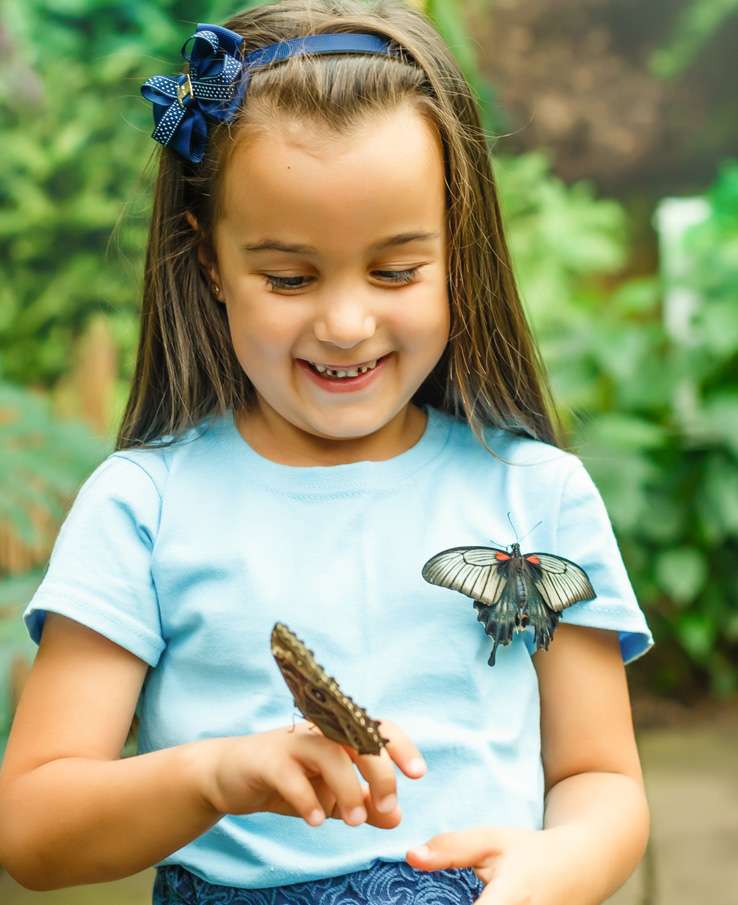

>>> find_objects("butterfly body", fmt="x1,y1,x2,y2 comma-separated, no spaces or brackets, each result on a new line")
422,540,596,667
270,622,389,756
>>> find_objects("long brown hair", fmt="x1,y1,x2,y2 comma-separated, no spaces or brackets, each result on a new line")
116,0,568,455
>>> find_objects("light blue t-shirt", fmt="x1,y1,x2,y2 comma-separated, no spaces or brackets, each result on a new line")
23,403,654,889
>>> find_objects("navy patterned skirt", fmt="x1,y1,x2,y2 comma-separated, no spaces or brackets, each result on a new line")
152,858,485,904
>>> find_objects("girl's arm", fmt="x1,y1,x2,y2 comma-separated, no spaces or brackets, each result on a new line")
0,612,222,890
534,622,650,902
0,612,424,891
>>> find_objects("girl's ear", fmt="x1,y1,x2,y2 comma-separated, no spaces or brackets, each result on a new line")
184,209,222,295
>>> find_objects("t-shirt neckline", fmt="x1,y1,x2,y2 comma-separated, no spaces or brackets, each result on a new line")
212,403,452,492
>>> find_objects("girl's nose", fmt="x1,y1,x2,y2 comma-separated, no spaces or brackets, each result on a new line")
313,294,376,347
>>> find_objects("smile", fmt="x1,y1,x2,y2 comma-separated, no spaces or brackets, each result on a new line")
296,353,391,393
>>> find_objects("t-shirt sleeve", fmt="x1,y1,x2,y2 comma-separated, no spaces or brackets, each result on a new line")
22,453,165,667
522,456,655,665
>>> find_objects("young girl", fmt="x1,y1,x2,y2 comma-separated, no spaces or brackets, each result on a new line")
0,1,655,903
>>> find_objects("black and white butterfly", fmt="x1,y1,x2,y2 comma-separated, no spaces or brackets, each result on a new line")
421,515,596,666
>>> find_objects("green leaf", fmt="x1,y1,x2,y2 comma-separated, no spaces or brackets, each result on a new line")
701,453,738,534
578,413,668,452
655,547,708,605
676,611,716,662
637,495,684,543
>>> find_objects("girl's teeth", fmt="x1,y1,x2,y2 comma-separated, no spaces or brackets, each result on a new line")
311,359,378,378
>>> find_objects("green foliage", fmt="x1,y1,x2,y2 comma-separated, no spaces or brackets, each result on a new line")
0,381,111,758
496,151,738,697
495,152,629,334
0,382,111,545
0,0,239,386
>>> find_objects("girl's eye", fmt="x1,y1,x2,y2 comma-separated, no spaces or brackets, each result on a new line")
264,268,420,292
264,274,308,291
374,269,419,286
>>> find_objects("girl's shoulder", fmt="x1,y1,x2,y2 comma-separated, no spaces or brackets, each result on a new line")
439,408,577,478
106,412,221,495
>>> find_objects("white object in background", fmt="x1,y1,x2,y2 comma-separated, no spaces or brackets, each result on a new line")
653,197,710,345
653,197,710,435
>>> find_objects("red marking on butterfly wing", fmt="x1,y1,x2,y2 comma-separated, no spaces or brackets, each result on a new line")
495,551,512,561
525,555,540,565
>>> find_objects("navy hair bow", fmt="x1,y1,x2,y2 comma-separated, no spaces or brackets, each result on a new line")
141,23,245,164
142,26,402,164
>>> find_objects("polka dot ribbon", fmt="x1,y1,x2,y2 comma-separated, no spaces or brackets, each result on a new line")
140,23,246,164
140,24,403,164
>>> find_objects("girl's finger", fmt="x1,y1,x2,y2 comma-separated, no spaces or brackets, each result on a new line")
293,735,369,826
345,718,427,780
307,775,338,820
271,761,327,826
315,780,402,829
359,781,403,829
341,744,400,815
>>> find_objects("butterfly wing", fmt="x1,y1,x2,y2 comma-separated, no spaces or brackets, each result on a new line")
423,545,526,667
273,655,350,745
522,552,596,612
472,577,523,666
271,623,389,756
517,569,561,656
421,545,512,606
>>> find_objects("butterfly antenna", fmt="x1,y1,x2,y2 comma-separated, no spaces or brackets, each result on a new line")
518,519,543,544
507,511,520,542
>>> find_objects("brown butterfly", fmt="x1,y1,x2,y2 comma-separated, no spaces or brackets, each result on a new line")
270,622,389,756
422,515,596,666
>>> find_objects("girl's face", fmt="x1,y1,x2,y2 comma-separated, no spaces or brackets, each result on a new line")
209,103,449,465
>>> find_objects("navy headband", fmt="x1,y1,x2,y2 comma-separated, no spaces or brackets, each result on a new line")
140,24,404,164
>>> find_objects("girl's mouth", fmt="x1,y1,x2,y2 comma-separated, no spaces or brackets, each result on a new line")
296,353,391,393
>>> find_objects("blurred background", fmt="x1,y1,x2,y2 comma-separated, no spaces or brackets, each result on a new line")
1,0,736,902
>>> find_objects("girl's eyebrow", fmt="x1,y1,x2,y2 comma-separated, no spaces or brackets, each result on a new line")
241,231,440,255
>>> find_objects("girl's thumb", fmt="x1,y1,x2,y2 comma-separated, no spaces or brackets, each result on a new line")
406,828,505,870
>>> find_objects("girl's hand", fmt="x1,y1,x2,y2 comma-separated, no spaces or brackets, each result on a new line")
200,718,427,829
406,826,570,905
